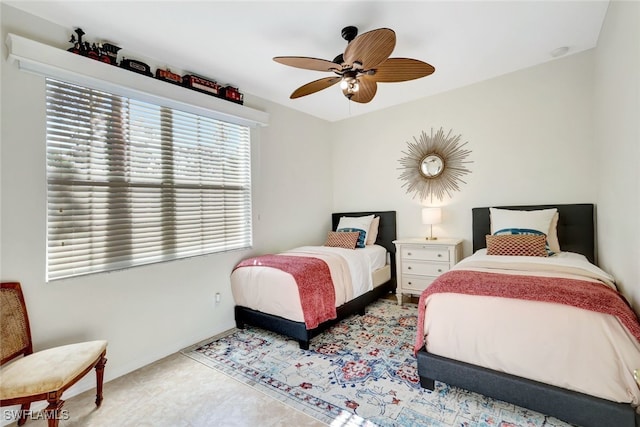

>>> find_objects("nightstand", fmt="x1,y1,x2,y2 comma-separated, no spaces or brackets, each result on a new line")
393,238,463,305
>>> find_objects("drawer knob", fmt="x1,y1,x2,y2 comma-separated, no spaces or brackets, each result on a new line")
437,253,442,257
438,269,442,273
407,252,412,256
408,281,412,285
407,266,412,270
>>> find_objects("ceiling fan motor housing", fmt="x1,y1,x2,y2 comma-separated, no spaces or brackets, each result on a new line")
341,26,358,42
334,26,358,64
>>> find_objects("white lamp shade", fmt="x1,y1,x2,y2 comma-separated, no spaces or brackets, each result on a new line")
422,207,442,225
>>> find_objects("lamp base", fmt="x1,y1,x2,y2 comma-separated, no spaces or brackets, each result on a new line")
425,224,437,240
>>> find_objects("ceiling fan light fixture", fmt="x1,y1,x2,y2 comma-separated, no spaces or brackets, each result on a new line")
340,74,359,98
341,84,359,100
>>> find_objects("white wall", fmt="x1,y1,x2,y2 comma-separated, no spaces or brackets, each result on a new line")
330,50,597,256
593,0,640,309
0,3,332,394
1,0,638,404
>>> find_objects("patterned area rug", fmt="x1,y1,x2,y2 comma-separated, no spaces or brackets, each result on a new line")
182,299,572,427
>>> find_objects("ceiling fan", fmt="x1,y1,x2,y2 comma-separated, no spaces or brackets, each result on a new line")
273,26,435,103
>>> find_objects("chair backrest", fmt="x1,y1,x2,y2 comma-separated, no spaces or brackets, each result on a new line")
0,282,33,365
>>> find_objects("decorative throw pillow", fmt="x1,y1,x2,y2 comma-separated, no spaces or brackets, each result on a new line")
493,228,555,256
336,215,374,248
365,216,380,245
547,212,560,253
486,234,548,257
324,231,360,249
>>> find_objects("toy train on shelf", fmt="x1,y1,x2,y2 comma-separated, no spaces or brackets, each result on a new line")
68,28,121,65
67,28,244,105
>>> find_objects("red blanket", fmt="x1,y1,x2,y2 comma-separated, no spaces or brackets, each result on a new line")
414,270,640,354
234,254,336,329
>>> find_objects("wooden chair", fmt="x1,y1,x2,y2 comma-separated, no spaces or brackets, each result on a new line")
0,282,107,427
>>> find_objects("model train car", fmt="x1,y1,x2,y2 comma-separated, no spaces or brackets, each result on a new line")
68,28,121,66
120,58,153,77
223,86,244,105
155,68,182,86
183,74,223,97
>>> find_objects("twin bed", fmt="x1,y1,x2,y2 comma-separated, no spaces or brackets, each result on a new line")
231,210,397,350
230,204,640,427
416,204,640,427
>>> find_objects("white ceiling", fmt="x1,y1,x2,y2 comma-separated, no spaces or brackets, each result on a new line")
6,1,610,122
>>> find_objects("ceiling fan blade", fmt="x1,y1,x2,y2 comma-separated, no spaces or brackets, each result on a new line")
273,56,341,72
370,58,435,83
290,76,342,99
343,28,395,70
349,78,377,104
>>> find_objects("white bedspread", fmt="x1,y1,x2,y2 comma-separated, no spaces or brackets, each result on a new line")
231,244,386,324
421,250,640,407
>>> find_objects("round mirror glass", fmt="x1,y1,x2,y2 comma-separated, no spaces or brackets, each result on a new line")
420,154,444,178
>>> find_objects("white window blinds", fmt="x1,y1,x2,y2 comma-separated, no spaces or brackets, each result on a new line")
46,78,252,281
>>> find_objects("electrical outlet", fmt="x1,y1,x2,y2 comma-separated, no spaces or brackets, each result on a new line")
215,292,221,303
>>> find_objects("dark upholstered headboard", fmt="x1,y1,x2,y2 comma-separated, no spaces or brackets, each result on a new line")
472,204,595,263
332,211,397,277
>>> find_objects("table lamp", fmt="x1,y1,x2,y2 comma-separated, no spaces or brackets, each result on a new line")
422,207,442,240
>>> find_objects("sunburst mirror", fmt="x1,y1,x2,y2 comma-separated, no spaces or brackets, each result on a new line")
398,127,472,201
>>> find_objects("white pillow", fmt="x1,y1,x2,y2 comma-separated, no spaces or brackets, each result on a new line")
366,216,380,245
547,212,560,253
490,208,557,236
336,215,374,249
490,208,559,254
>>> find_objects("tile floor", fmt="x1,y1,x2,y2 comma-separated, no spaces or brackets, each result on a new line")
5,351,325,427
4,294,418,427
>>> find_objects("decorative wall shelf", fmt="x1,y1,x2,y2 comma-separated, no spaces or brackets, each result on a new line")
5,33,269,128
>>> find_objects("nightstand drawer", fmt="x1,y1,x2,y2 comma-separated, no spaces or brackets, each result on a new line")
401,275,435,293
402,261,449,276
401,247,450,262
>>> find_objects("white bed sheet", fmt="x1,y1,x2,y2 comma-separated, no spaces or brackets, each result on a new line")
421,251,640,407
359,244,387,271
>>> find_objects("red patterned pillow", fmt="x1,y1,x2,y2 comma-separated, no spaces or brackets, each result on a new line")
486,234,548,257
325,231,360,249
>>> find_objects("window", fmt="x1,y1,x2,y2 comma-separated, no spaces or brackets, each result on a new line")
46,78,252,281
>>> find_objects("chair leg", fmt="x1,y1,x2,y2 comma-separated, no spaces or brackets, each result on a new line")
95,354,107,407
17,403,30,426
44,397,64,427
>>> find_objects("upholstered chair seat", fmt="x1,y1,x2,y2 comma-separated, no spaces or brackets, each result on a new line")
0,282,107,427
0,340,107,400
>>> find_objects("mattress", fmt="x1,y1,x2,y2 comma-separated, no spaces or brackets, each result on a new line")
231,244,390,324
419,250,640,407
